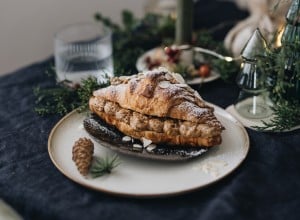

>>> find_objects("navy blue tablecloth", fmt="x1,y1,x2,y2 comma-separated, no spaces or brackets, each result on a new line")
0,58,299,220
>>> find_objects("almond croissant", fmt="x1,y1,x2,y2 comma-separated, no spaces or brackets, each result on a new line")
89,68,224,147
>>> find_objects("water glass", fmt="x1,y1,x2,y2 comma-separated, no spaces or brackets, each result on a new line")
54,23,113,84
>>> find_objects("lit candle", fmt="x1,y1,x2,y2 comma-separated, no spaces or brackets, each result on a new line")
175,0,193,45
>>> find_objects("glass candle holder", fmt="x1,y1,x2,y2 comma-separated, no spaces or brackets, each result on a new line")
54,23,113,84
280,0,300,101
234,29,273,119
235,61,273,119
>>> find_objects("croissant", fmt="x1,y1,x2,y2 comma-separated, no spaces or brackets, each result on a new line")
89,68,224,147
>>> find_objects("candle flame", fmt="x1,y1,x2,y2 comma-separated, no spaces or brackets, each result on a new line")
240,62,244,69
275,27,284,48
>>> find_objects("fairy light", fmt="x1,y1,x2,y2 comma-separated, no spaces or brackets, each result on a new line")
178,45,239,62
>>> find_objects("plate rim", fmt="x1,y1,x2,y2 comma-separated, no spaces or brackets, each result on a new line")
136,47,221,85
48,105,250,198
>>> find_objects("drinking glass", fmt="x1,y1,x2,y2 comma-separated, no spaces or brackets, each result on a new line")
54,23,113,84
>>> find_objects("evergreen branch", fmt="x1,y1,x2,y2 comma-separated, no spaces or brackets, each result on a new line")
34,86,78,116
253,100,300,132
34,77,107,116
255,27,300,131
77,77,109,112
90,154,121,178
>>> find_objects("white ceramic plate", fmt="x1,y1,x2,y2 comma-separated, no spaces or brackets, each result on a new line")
226,105,300,132
185,70,220,85
48,104,249,197
136,47,220,85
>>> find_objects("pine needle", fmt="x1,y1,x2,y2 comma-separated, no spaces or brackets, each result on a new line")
90,154,121,178
34,77,107,116
253,101,300,132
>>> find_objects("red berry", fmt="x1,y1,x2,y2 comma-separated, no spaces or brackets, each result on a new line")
198,64,211,78
164,47,172,56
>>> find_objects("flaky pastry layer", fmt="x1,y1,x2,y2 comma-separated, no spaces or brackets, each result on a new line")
89,97,222,147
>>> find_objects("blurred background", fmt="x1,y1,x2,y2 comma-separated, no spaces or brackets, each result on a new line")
0,0,148,76
0,0,292,77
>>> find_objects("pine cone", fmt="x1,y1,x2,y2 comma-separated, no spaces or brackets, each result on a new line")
72,137,94,176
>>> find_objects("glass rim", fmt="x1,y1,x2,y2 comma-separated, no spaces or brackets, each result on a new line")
54,22,112,43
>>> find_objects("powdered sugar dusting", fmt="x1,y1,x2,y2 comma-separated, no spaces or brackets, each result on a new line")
93,89,103,96
193,160,228,177
171,73,185,84
177,102,210,119
175,83,188,88
194,91,203,100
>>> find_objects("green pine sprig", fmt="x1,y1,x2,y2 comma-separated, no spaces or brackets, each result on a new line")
34,77,108,116
34,85,79,116
254,29,300,131
76,77,109,112
253,100,300,132
90,154,121,178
